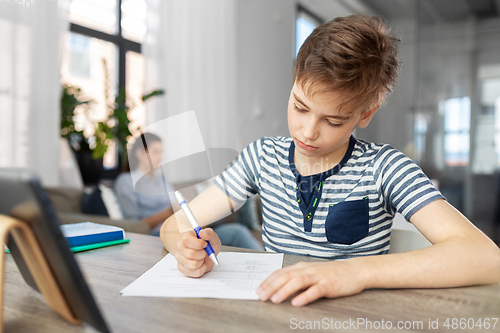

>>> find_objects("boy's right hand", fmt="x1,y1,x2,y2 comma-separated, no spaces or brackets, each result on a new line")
174,227,221,278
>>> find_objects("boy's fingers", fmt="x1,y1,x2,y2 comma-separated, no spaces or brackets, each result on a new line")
268,274,317,304
204,256,215,272
257,263,309,300
177,260,208,278
176,255,216,278
291,284,325,307
180,247,207,261
198,227,216,241
174,252,205,270
179,230,207,250
198,228,221,252
257,269,293,301
174,228,219,278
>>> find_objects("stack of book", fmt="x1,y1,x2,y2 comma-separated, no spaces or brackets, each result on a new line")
5,222,129,254
60,222,130,252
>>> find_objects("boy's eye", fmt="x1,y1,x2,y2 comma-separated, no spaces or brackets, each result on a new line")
294,103,343,127
293,104,307,113
326,119,342,128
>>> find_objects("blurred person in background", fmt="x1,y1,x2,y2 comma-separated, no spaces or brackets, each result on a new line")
115,133,263,250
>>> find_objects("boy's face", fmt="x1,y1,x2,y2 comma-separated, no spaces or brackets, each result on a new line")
287,82,377,163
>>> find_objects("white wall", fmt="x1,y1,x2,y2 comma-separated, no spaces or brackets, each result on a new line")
234,0,373,149
356,17,417,154
234,0,295,147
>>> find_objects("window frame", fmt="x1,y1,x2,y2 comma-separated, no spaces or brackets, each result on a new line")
295,4,324,59
67,0,144,176
69,0,142,90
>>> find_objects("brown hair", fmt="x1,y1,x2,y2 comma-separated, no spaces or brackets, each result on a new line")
294,14,400,113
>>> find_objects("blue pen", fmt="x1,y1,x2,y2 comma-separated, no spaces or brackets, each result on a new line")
174,191,219,266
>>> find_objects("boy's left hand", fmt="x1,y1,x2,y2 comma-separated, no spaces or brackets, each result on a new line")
256,260,366,307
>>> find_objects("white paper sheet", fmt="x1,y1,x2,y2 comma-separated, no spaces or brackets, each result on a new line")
120,252,284,300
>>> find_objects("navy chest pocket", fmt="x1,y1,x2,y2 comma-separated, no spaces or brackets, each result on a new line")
325,198,369,245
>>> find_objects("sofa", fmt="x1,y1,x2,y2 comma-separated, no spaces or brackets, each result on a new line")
45,183,264,247
46,186,150,234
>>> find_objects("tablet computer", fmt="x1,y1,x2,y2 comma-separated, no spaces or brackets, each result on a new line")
0,168,110,333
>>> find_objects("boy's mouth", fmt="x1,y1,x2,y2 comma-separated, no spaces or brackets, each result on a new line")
296,139,318,151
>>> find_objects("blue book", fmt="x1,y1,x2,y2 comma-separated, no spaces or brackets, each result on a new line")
60,222,125,248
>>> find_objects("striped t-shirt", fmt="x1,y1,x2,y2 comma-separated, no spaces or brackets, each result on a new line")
213,136,444,259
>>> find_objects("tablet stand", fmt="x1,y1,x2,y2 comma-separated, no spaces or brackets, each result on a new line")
0,215,80,332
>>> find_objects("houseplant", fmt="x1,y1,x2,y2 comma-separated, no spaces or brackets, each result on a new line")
95,87,164,168
93,58,165,169
60,64,164,183
60,84,103,184
60,84,93,151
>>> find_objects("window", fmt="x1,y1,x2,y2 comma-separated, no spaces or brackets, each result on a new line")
496,96,500,165
121,0,148,43
68,0,118,35
61,33,117,138
442,97,471,166
480,77,500,168
477,78,500,166
61,0,147,171
126,51,146,132
295,6,322,58
413,113,428,164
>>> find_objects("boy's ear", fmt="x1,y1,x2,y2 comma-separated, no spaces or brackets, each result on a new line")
358,104,380,129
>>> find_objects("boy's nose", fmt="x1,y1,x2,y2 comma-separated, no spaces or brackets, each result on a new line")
302,120,319,141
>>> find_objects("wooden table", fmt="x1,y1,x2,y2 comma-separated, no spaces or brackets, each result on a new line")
3,233,500,332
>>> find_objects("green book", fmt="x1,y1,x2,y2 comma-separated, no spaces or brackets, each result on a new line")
5,238,130,254
70,238,131,252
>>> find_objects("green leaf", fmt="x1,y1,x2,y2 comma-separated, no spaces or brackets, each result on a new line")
61,80,164,160
142,89,165,101
60,84,93,139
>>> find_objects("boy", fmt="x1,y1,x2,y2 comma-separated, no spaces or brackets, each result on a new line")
160,14,500,307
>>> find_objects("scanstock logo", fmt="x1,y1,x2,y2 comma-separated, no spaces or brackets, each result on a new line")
127,110,242,223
